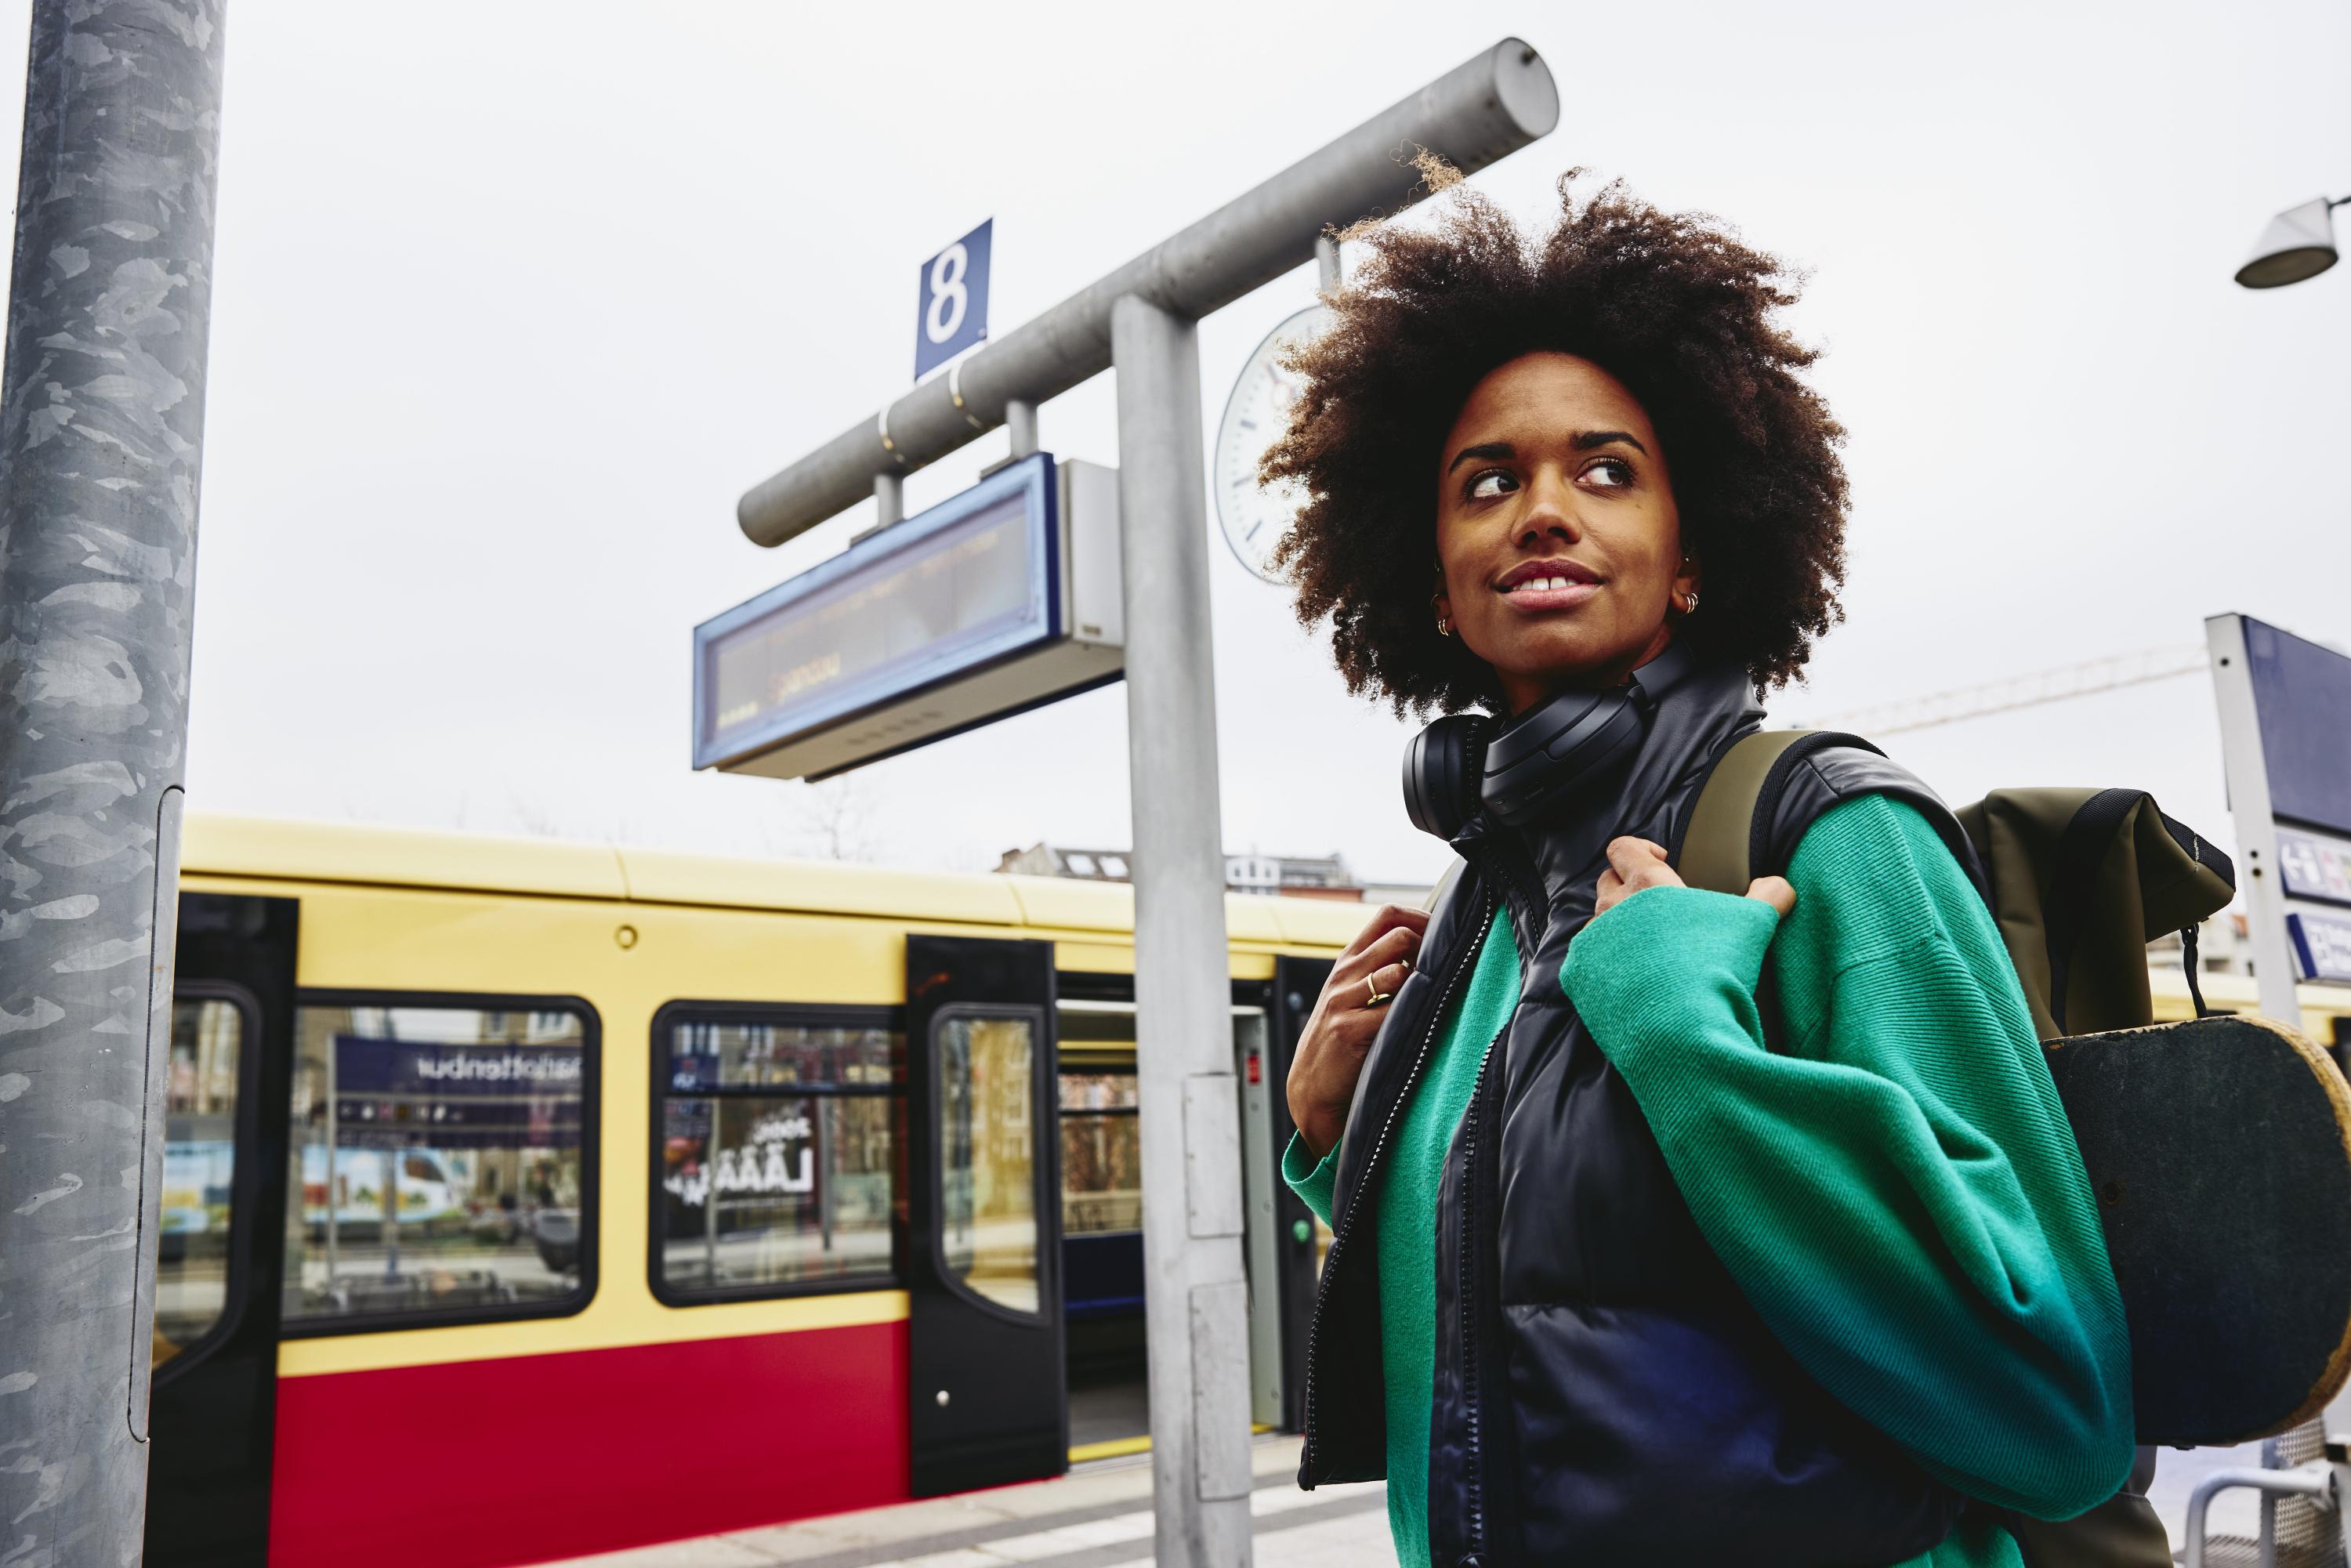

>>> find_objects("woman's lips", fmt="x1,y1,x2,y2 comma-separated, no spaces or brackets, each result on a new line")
1495,578,1601,612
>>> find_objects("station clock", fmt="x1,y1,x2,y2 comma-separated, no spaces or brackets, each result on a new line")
1212,304,1330,585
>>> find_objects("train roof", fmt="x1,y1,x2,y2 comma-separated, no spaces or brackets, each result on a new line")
180,812,1376,948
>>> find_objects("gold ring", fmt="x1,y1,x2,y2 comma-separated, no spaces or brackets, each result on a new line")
1364,978,1393,1009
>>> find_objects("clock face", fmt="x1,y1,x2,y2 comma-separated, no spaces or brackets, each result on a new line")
1213,304,1330,585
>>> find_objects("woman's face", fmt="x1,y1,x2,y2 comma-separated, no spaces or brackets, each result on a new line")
1433,352,1697,715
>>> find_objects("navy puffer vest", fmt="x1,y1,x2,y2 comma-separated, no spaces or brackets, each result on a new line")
1299,658,1972,1567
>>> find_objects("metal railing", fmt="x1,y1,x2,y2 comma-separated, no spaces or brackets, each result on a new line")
2186,1422,2348,1568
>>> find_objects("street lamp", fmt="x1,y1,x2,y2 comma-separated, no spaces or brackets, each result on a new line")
2236,194,2348,288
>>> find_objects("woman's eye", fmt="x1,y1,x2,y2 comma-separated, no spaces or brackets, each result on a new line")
1467,469,1517,501
1582,458,1635,488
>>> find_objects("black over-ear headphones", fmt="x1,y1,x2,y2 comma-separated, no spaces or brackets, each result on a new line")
1401,639,1699,840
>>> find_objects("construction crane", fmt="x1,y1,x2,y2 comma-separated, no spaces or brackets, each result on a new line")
1793,645,2209,737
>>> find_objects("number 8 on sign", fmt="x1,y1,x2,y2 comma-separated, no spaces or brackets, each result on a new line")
914,219,992,378
926,247,968,344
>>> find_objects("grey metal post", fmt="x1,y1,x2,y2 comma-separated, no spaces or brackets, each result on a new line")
1114,294,1252,1566
1005,397,1038,458
875,472,904,529
1314,234,1342,294
2206,614,2305,1025
0,2,229,1559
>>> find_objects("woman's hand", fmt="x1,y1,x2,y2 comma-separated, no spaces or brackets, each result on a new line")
1594,836,1796,921
1287,904,1428,1161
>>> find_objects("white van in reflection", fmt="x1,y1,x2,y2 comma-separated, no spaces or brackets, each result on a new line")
299,1146,465,1236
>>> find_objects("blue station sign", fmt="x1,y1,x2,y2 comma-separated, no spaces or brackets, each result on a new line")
915,219,991,378
692,452,1123,780
2289,912,2351,986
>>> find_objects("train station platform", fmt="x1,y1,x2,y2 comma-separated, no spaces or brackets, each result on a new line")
534,1436,1386,1568
535,1422,2327,1566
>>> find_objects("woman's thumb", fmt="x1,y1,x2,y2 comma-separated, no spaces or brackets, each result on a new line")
1744,875,1796,918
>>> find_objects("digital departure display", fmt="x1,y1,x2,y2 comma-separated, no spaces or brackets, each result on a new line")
2245,615,2351,838
694,454,1058,770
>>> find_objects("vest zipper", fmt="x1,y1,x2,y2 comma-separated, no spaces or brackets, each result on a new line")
1456,1034,1503,1566
1300,886,1498,1487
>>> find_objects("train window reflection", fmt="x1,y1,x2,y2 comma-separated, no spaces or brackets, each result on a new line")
156,998,245,1363
656,1016,903,1301
936,1012,1039,1316
1059,1070,1139,1237
285,1002,592,1327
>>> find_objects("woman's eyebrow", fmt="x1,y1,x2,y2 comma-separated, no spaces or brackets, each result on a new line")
1446,441,1515,473
1571,429,1649,454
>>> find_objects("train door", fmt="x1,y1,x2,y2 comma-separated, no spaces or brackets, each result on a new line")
904,935,1066,1497
1054,992,1148,1458
145,893,299,1567
1053,981,1320,1454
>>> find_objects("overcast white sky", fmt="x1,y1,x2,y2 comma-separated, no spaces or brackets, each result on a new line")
4,1,2344,885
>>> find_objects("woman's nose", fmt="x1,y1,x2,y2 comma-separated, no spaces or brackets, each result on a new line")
1515,471,1581,545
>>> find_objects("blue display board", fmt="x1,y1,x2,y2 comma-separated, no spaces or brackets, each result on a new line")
2288,912,2351,985
914,218,991,378
2244,616,2351,836
691,453,1059,771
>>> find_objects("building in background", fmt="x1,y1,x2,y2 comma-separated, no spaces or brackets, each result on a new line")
996,842,1428,905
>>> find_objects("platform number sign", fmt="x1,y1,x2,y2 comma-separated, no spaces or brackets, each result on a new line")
915,219,992,378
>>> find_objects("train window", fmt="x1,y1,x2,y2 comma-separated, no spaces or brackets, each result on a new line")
1059,1071,1139,1236
654,1011,903,1303
936,1012,1040,1316
283,998,595,1331
154,998,246,1363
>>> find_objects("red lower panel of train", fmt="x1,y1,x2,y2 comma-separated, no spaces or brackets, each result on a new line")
268,1322,910,1568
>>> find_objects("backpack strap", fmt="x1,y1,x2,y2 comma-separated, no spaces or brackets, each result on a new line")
1677,729,1989,900
1675,730,1824,895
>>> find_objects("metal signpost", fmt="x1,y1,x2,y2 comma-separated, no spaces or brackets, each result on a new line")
0,2,228,1559
727,40,1556,1564
2206,613,2351,1027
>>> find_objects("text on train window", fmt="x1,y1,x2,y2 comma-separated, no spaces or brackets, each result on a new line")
285,1002,592,1327
655,1013,903,1301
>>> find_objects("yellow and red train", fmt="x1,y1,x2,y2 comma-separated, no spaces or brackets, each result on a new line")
147,814,1364,1567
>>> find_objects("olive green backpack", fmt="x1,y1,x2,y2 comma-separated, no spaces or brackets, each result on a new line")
1681,730,2351,1567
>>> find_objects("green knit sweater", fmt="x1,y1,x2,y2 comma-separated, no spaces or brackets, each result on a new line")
1284,795,2135,1568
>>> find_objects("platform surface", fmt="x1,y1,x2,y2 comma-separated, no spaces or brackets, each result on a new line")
534,1396,2351,1567
530,1436,1386,1568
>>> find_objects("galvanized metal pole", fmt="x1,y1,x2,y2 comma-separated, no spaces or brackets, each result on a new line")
1113,294,1252,1566
0,2,228,1560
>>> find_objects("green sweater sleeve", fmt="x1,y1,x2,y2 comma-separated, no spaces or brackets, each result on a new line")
1284,1132,1339,1226
1560,794,2134,1522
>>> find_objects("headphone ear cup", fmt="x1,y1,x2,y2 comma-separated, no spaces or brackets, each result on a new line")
1403,713,1489,841
1480,686,1646,827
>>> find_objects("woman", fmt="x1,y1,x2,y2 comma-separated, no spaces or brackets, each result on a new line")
1269,176,2135,1568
